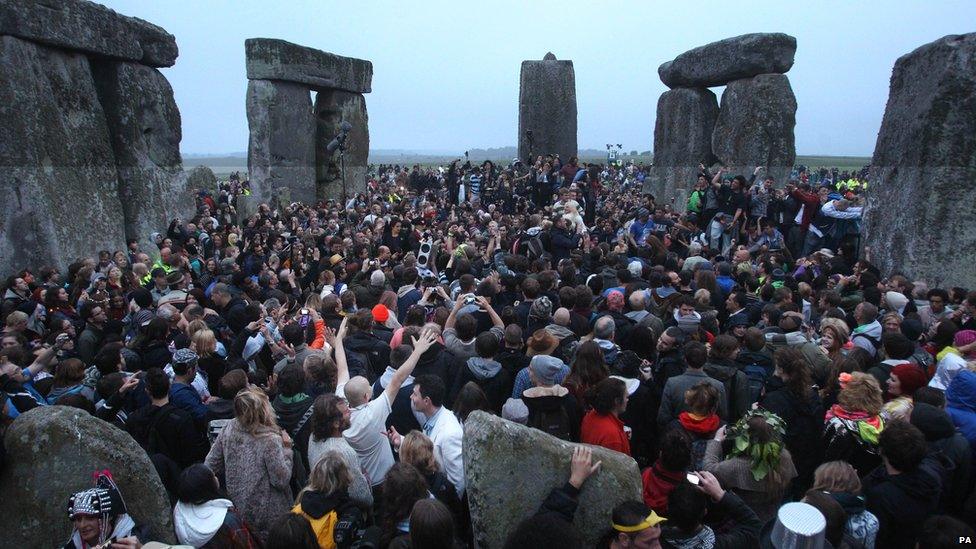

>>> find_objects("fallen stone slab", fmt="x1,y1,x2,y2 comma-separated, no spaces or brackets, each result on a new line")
245,38,372,93
0,406,176,547
659,33,796,88
864,32,976,289
0,0,178,67
464,411,641,548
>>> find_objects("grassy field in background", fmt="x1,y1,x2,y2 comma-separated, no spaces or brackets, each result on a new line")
185,154,872,179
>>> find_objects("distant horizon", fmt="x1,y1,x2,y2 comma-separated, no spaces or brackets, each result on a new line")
181,148,873,159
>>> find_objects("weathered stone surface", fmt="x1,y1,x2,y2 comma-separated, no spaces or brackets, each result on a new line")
315,90,369,201
0,0,178,67
658,33,796,88
0,36,126,273
245,38,372,93
712,73,797,185
464,411,641,548
0,406,176,547
518,54,578,162
864,33,976,289
246,79,317,205
646,87,719,207
187,165,218,191
93,60,193,252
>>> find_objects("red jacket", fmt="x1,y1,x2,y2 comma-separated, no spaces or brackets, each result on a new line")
790,188,821,230
642,461,685,513
580,410,631,455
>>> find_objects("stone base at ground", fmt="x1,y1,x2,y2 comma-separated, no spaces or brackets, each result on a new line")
647,87,718,208
464,411,642,548
0,406,176,547
864,33,976,288
246,79,317,205
711,73,797,185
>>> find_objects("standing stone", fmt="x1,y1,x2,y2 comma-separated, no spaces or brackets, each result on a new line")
464,412,641,548
0,406,176,547
658,33,796,88
712,73,797,185
518,53,578,162
0,0,178,67
246,79,317,205
187,165,218,191
315,90,369,201
245,38,372,93
93,60,193,252
0,36,126,272
864,33,976,289
647,88,719,207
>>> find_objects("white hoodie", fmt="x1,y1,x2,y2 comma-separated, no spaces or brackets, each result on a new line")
174,499,233,547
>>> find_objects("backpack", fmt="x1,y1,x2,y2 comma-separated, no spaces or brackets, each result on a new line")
292,500,366,549
525,234,545,259
526,401,573,441
742,362,770,405
343,348,372,380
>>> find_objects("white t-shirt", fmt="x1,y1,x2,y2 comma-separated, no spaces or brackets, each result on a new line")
343,391,394,487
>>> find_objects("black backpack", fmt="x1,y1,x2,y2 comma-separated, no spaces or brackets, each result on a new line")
526,401,572,441
742,361,770,405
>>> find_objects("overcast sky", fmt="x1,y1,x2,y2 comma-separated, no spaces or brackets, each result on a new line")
103,0,975,156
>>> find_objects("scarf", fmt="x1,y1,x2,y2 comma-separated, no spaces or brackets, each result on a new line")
825,404,883,445
678,411,720,435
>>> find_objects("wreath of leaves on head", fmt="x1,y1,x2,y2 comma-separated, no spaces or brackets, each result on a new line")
727,408,787,482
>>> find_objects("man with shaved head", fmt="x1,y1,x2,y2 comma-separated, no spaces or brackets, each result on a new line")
341,329,437,494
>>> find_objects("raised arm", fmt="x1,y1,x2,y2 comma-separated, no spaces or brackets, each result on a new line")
445,294,464,330
25,333,69,378
477,296,504,329
385,330,437,402
327,317,351,387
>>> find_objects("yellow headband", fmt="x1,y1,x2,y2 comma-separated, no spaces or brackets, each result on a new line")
612,511,667,533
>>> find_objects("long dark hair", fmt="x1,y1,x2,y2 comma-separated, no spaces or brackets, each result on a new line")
774,347,812,402
452,382,491,423
586,377,627,415
380,463,429,546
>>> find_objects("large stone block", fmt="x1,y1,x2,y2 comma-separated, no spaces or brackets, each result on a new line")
658,33,796,88
245,38,372,93
92,60,194,252
187,165,218,192
646,87,719,207
246,79,317,205
0,36,126,273
712,73,797,185
864,33,976,288
315,90,369,202
0,406,176,547
464,411,642,548
0,0,178,67
518,53,578,162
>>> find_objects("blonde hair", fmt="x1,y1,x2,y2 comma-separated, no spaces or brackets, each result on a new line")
298,451,351,502
186,319,209,339
191,329,217,358
399,431,438,476
838,372,883,416
812,461,862,493
304,293,322,312
5,311,28,328
233,387,279,435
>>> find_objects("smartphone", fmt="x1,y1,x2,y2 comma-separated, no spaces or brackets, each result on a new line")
686,473,700,485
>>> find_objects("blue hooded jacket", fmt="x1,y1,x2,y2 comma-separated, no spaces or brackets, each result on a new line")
946,369,976,456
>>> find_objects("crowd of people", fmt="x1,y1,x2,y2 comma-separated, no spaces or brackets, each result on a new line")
2,154,975,549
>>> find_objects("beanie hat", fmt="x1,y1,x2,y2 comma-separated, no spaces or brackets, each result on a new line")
628,261,643,278
131,288,153,309
371,304,390,324
891,363,928,396
885,291,909,313
607,290,625,312
955,330,976,348
900,318,924,342
370,270,386,288
529,355,564,386
529,296,553,322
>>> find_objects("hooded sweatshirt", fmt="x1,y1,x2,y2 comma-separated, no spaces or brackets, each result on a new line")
851,320,883,356
912,402,973,513
946,370,976,458
863,456,943,549
174,499,233,547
